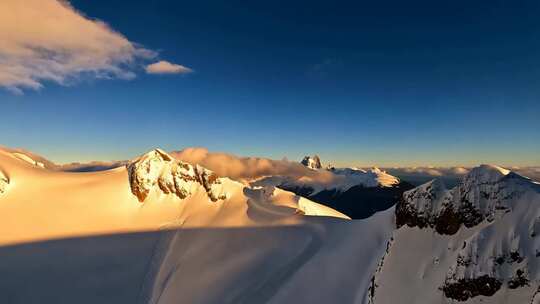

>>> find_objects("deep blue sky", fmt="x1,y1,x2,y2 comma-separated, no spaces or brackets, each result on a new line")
2,0,539,166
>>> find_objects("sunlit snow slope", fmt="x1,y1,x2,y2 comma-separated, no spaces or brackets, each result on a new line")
0,148,349,245
0,147,395,304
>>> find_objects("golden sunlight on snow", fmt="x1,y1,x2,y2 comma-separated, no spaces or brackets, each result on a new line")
0,149,348,245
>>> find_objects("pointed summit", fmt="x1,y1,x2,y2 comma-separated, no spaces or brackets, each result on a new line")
301,155,322,170
127,148,227,202
463,164,510,184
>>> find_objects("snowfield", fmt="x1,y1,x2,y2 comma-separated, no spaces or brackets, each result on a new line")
1,147,539,304
0,147,391,304
0,148,350,245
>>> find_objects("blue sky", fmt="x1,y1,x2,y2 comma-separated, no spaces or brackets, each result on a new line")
1,0,539,166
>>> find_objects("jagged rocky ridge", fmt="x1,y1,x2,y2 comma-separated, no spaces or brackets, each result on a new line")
371,165,540,303
127,149,227,202
396,165,523,235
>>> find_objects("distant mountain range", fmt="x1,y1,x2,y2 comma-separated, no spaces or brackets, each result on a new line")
257,155,415,219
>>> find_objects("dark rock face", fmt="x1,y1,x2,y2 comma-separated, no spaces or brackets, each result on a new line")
376,167,540,303
281,181,415,219
433,205,463,235
508,269,529,289
494,251,524,266
0,169,8,194
394,167,520,235
396,198,484,235
442,275,502,301
509,251,525,264
395,197,428,229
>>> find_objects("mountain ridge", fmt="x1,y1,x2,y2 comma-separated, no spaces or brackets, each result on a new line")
373,164,540,303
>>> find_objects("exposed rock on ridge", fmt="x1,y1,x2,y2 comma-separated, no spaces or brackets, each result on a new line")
396,165,524,235
127,149,227,202
380,164,540,302
0,169,8,194
301,155,322,170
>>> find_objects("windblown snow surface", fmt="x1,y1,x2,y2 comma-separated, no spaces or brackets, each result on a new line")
0,148,392,304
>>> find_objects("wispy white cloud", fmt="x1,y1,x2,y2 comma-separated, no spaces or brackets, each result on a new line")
145,61,193,74
0,0,157,94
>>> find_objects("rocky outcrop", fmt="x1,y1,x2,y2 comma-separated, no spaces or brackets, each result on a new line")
442,275,502,301
0,169,8,194
396,165,524,235
372,165,540,303
301,155,322,170
127,149,227,203
508,269,529,289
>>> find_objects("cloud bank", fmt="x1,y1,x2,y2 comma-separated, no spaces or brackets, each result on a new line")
170,147,312,181
2,145,538,185
386,166,540,186
385,167,469,178
0,0,181,94
173,149,540,186
171,148,356,190
145,61,192,74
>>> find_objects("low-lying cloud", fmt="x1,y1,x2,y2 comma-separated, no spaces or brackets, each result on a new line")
171,148,353,189
63,147,540,186
170,147,312,181
386,166,540,186
385,167,469,178
3,145,538,186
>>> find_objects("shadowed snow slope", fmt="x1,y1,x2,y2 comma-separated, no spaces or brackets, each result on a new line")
0,212,393,304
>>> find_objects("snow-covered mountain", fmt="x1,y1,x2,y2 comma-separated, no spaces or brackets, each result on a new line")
0,147,395,304
127,149,228,202
256,155,414,219
371,164,540,303
2,146,540,304
0,147,349,245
